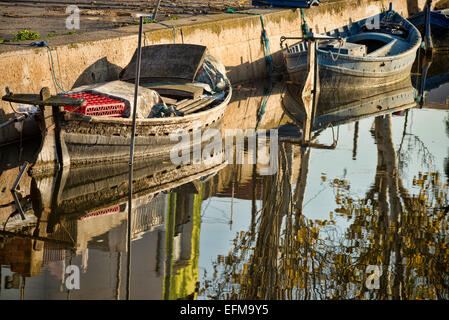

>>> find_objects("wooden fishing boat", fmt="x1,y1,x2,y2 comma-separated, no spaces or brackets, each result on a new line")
282,76,417,130
282,5,422,88
2,44,232,175
408,8,449,49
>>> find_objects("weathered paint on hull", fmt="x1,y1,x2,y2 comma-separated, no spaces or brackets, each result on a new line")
31,88,231,175
285,56,416,88
62,103,226,166
282,77,416,129
283,9,422,89
284,45,418,88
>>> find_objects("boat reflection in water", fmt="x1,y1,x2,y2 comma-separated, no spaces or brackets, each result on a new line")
0,148,226,299
282,75,417,132
200,76,449,300
412,51,449,109
408,6,449,50
1,69,448,300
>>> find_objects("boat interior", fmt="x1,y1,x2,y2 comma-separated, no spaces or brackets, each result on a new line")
119,44,230,118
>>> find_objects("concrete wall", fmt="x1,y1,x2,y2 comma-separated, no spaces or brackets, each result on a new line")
0,0,427,145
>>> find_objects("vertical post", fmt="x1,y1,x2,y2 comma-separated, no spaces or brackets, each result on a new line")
301,37,319,143
419,55,433,108
116,252,121,300
352,121,359,160
127,15,144,301
230,181,234,231
424,0,433,54
310,40,320,126
10,161,30,220
153,0,162,21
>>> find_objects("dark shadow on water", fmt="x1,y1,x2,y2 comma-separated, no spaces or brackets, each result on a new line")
0,137,41,177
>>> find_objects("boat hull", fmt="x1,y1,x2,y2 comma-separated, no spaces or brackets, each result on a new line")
31,88,231,175
285,51,417,88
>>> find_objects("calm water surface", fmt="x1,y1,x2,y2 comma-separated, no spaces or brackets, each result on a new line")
0,51,448,300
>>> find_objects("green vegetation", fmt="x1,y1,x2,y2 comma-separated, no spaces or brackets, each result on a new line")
135,17,158,24
200,115,449,300
63,30,78,35
44,30,81,39
13,29,40,41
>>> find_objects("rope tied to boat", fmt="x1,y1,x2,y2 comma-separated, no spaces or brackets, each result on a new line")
329,38,346,62
300,8,309,36
0,40,66,92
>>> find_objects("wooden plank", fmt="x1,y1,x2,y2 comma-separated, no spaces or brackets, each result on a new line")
182,98,216,115
173,98,201,112
2,93,86,107
174,98,190,108
120,44,207,82
145,84,204,99
176,98,206,112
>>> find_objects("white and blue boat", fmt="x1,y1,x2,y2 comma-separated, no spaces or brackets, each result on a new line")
282,4,422,88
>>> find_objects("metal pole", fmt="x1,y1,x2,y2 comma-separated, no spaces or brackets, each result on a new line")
424,0,433,54
419,56,432,108
127,15,144,301
301,38,318,143
10,161,30,220
152,0,162,21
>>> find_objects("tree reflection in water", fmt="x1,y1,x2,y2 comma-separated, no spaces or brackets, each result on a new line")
445,113,449,184
200,114,449,300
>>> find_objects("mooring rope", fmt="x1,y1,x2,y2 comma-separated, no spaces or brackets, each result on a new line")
0,40,66,92
300,8,309,35
255,81,273,131
329,38,345,62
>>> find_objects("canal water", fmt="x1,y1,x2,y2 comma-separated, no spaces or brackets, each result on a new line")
0,51,448,300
